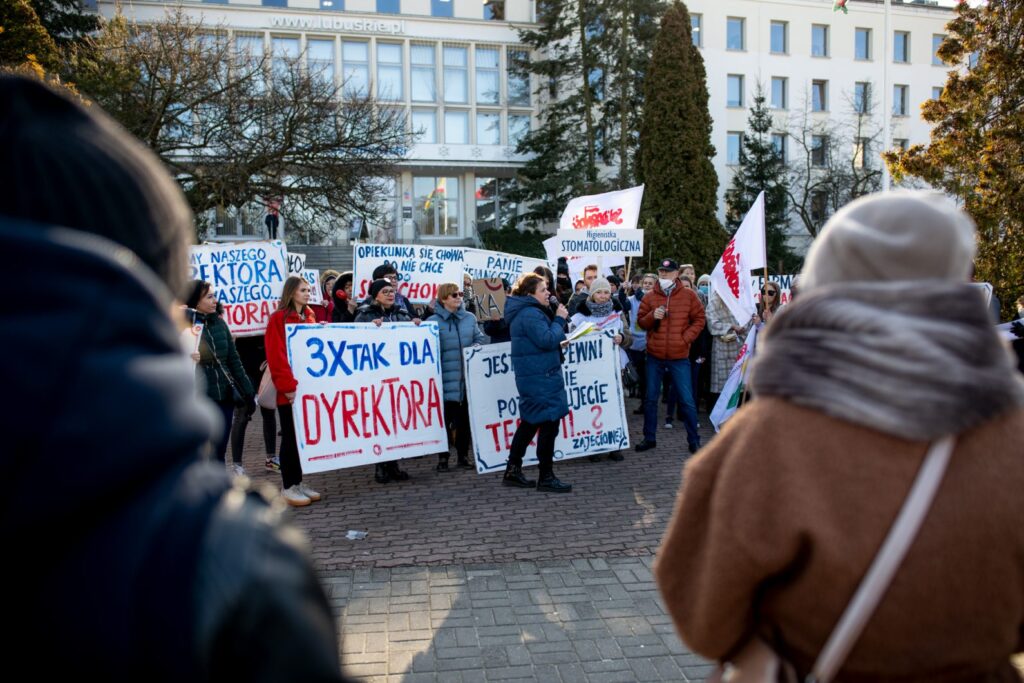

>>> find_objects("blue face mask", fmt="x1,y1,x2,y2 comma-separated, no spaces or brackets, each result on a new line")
698,285,709,296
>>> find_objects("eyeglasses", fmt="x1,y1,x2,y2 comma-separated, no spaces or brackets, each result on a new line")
450,292,464,298
762,290,777,296
384,274,398,282
379,288,396,295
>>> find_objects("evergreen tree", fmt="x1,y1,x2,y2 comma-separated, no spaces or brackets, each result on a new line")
0,0,59,71
637,1,724,271
724,87,799,272
885,0,1024,318
29,0,98,48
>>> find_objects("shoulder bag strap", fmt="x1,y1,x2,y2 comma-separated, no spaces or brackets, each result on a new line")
204,323,239,392
809,435,956,683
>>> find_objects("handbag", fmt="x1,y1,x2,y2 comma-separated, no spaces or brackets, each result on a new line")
257,360,277,409
710,436,956,683
205,326,246,406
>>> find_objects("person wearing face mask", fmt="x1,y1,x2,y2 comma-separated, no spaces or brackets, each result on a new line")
696,274,711,308
627,274,657,414
635,260,706,455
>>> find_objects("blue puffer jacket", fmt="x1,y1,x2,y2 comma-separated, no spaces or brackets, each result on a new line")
504,295,569,424
427,304,487,402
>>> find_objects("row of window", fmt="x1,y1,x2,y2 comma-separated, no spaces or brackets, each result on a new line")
410,109,530,146
724,132,910,168
203,0,508,21
694,15,945,66
414,175,519,236
728,74,941,117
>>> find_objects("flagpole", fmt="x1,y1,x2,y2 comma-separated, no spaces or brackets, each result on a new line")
882,0,892,192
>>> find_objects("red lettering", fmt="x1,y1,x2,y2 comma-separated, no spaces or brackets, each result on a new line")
502,418,517,451
302,395,320,445
722,239,742,298
426,379,443,426
245,302,259,323
359,385,372,437
370,382,391,436
591,405,603,430
319,392,339,442
340,389,359,437
395,383,412,429
485,422,503,451
410,380,425,429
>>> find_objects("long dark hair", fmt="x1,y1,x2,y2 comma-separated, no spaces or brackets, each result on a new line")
532,266,556,298
183,280,210,310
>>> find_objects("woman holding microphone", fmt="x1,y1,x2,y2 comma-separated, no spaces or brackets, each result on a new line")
500,273,573,493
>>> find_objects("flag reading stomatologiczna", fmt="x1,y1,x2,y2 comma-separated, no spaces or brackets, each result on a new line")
709,325,760,432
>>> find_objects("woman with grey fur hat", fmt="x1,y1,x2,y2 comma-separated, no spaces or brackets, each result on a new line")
655,191,1024,681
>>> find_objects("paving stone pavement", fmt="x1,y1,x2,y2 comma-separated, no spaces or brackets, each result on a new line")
235,393,717,680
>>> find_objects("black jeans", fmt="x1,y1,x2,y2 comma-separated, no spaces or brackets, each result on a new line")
626,349,647,402
212,399,235,463
507,419,560,478
276,404,303,489
444,400,471,460
230,405,277,462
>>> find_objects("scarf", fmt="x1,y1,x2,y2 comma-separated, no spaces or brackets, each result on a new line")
751,281,1024,441
587,299,615,318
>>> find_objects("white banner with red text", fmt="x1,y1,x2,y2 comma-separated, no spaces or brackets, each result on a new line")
286,322,448,474
353,244,466,304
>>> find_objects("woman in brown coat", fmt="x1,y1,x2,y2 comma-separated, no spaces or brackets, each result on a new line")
655,191,1024,681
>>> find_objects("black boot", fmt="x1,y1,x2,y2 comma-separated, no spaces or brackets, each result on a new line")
436,454,450,472
536,472,572,493
374,463,390,484
456,454,475,470
502,464,535,488
387,461,410,481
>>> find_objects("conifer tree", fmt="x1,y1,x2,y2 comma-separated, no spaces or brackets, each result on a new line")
637,0,724,271
29,0,98,48
724,87,799,272
0,0,60,71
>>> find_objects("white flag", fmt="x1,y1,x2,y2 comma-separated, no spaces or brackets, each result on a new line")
709,325,759,432
559,185,644,232
710,192,766,324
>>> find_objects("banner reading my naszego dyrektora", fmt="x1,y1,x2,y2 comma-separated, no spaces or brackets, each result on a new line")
463,335,630,474
189,240,288,337
286,322,448,474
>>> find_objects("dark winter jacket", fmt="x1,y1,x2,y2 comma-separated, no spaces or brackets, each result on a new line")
483,318,511,343
2,219,348,682
353,300,413,324
264,305,317,406
637,279,706,360
194,311,253,403
504,295,570,424
427,304,487,402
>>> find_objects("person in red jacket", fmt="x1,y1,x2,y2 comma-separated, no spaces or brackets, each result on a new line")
635,259,706,455
265,275,322,507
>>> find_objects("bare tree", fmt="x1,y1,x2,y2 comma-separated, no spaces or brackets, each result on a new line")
71,8,410,242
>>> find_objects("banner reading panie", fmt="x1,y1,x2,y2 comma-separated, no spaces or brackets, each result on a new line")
464,336,629,473
463,248,548,284
189,240,288,337
353,244,465,304
286,322,447,474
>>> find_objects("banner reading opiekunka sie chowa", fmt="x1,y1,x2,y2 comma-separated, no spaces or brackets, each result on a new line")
463,336,630,474
286,322,448,474
189,241,288,337
353,244,465,304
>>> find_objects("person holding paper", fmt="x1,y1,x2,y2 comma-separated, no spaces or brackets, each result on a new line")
501,273,573,493
429,282,488,472
264,276,322,507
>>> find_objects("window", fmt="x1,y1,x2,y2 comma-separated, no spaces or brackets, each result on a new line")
483,1,505,20
444,110,469,144
854,81,870,114
932,86,942,100
932,34,945,65
770,77,787,109
508,114,530,147
475,47,500,105
377,0,399,13
475,177,518,231
893,138,909,151
342,41,369,96
811,191,829,224
771,133,787,163
432,0,453,17
236,35,264,93
811,135,829,167
812,24,829,57
691,14,702,47
414,176,460,237
376,43,403,100
727,17,745,51
410,44,436,102
770,21,787,54
262,0,286,6
271,36,299,84
319,0,343,9
476,112,500,145
307,39,335,86
853,137,869,168
412,109,436,143
894,31,909,63
893,84,908,116
507,49,530,106
812,79,828,112
727,74,744,108
443,46,468,103
726,132,742,165
855,28,871,60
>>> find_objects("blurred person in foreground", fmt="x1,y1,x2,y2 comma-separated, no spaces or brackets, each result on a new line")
0,75,349,681
655,191,1024,681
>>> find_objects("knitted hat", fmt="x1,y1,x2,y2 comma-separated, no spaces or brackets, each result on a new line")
801,191,976,292
369,278,393,299
372,263,397,280
697,274,711,287
0,75,193,294
589,277,611,295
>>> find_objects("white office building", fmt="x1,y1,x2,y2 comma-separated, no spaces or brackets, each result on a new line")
96,0,959,248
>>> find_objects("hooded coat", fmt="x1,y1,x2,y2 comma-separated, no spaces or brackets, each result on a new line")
427,303,488,402
504,295,569,424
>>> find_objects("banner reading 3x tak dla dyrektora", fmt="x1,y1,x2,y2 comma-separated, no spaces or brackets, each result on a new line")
285,324,629,474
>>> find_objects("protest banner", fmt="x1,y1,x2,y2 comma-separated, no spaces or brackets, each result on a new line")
301,269,323,305
751,274,794,306
189,240,288,337
464,336,630,474
470,278,507,322
463,248,548,284
555,228,644,258
353,243,465,304
285,322,447,474
287,251,307,275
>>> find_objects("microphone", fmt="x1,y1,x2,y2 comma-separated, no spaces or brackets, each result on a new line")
549,295,559,308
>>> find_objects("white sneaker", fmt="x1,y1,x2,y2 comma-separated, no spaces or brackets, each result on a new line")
281,485,311,507
664,422,674,429
297,482,321,502
231,463,247,477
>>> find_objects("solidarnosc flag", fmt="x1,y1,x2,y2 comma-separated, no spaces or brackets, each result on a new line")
709,192,766,325
709,325,760,432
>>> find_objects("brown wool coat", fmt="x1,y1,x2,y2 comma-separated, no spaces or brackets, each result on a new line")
637,279,706,360
655,397,1024,682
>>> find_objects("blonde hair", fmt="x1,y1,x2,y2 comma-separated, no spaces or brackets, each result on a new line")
437,282,461,302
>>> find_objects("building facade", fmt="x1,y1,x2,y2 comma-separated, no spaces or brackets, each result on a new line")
96,0,957,249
